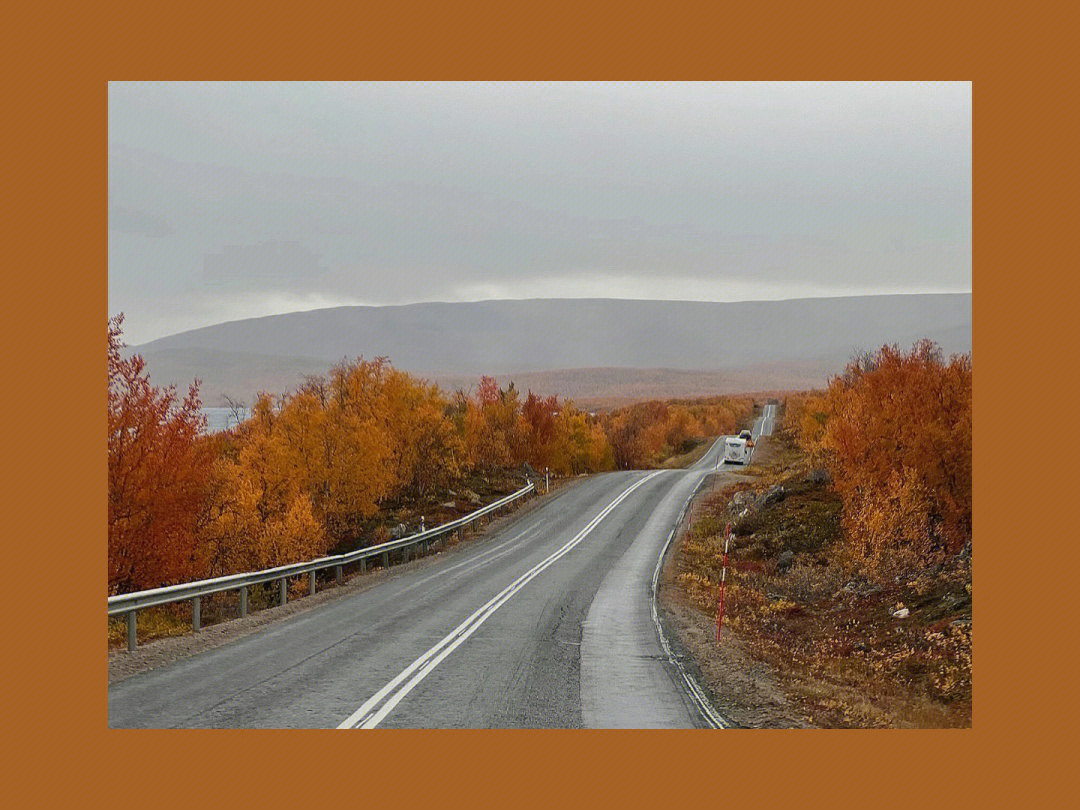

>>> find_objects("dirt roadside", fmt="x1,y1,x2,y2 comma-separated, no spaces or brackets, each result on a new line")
658,453,810,728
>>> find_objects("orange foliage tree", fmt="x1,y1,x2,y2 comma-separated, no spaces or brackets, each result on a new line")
380,367,465,498
521,392,613,474
465,376,529,474
784,391,829,465
196,391,331,574
799,341,972,572
108,315,214,593
198,358,472,571
603,396,754,468
554,406,614,474
225,361,398,548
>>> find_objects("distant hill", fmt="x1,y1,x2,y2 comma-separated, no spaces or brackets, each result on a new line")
132,295,971,406
430,364,834,410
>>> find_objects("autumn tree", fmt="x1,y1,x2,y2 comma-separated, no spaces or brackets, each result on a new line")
601,396,752,468
554,406,614,474
519,392,614,475
784,391,829,465
522,392,560,470
380,368,464,498
803,341,972,572
465,376,528,474
197,447,325,575
108,314,214,593
282,359,397,541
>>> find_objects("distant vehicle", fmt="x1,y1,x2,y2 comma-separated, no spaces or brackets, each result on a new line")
723,434,753,465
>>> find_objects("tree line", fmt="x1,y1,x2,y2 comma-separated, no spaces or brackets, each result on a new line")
109,315,753,594
786,340,972,574
603,396,754,469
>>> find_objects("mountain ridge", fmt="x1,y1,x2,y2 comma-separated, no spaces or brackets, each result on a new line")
130,294,971,406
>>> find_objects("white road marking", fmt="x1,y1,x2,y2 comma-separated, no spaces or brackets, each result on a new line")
337,470,669,729
651,513,728,729
401,522,545,593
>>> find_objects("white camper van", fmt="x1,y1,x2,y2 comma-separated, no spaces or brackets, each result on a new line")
723,432,754,465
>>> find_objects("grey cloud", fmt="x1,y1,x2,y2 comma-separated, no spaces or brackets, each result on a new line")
108,82,971,343
110,206,173,237
202,241,328,293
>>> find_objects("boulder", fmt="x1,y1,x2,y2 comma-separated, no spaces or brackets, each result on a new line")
761,485,786,506
731,490,756,514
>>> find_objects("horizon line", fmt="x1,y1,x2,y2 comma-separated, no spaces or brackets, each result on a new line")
130,290,972,346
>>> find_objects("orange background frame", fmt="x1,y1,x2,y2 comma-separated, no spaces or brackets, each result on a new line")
6,1,1072,806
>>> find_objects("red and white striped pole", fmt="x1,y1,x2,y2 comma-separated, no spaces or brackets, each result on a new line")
717,522,732,643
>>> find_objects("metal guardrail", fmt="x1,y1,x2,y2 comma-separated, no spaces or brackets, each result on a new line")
108,482,536,651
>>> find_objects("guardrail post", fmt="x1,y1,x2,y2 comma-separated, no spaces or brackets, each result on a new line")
335,565,343,584
458,526,465,542
279,577,287,606
382,551,389,569
309,570,316,595
360,558,367,573
192,596,201,632
127,611,137,652
240,586,248,618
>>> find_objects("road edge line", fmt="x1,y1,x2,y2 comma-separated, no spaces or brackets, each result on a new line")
650,472,731,730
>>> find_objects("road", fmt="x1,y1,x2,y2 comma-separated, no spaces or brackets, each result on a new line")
109,407,776,728
756,401,777,439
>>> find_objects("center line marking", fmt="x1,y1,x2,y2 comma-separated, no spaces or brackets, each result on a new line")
337,470,667,729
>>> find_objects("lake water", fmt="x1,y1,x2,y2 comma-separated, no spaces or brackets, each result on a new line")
201,406,251,433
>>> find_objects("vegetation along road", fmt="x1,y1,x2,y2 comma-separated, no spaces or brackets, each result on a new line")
109,415,775,729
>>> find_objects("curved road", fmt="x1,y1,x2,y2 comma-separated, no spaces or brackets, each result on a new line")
109,406,776,728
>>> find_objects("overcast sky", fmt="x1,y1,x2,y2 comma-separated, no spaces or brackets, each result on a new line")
109,82,971,344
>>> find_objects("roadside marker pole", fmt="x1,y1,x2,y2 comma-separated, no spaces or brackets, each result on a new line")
717,522,732,643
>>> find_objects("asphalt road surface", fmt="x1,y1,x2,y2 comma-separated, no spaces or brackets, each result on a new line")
756,402,777,439
110,415,774,729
